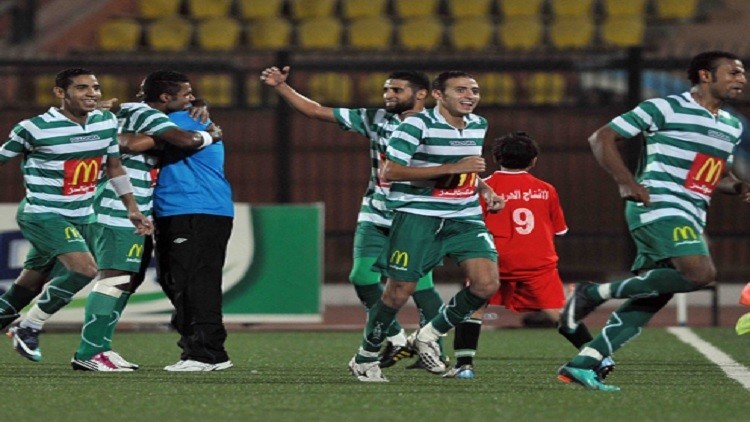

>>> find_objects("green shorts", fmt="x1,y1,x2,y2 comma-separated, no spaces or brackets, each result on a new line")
18,217,94,272
629,217,709,272
352,222,389,259
374,212,497,282
91,223,148,273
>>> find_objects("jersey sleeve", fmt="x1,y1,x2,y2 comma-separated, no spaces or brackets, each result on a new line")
385,116,424,165
548,185,568,235
608,98,666,139
0,124,30,163
119,106,179,136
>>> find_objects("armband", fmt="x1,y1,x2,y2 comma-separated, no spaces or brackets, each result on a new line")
197,131,213,149
109,175,133,197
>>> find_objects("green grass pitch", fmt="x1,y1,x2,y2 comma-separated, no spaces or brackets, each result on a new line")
1,328,749,421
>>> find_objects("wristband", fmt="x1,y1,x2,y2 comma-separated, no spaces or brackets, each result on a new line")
109,174,133,196
197,130,213,149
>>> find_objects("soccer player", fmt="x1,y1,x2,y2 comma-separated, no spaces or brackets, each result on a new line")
71,70,228,372
347,71,504,382
442,131,611,380
0,68,152,362
557,51,748,391
260,66,445,367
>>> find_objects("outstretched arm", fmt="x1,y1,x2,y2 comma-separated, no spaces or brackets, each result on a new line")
589,124,650,206
260,65,337,122
104,156,153,235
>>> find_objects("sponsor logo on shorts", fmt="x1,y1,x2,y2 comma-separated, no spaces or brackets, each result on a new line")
64,226,84,242
672,225,701,246
126,243,144,263
389,250,409,271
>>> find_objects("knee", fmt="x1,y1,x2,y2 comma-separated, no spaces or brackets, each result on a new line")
469,276,499,299
381,281,414,308
681,267,716,286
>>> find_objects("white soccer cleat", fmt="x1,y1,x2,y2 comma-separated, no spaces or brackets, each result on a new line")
103,350,139,370
163,359,233,372
71,352,134,372
413,330,446,374
348,356,388,382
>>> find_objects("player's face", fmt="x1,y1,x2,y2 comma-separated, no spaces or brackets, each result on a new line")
57,74,102,116
708,58,746,101
165,82,195,112
434,77,480,117
383,79,418,114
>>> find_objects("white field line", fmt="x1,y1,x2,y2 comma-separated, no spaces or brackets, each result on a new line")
667,327,750,390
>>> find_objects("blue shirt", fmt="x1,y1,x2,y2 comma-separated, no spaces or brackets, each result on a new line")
152,111,234,218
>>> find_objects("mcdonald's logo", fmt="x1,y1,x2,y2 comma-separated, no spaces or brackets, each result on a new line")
693,157,723,185
390,250,409,267
127,243,144,258
71,159,99,186
64,226,81,239
672,226,697,242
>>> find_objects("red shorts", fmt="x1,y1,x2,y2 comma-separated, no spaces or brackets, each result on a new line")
487,268,566,313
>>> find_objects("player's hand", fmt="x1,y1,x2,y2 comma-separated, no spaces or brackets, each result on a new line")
260,66,290,87
97,97,119,111
619,182,650,206
129,212,153,235
452,156,486,174
189,100,210,123
483,191,505,213
208,123,222,140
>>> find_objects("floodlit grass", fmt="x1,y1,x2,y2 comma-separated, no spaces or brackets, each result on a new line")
1,328,749,421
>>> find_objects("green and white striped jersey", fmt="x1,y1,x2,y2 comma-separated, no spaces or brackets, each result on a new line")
384,106,488,222
95,102,178,228
334,107,402,227
610,92,743,232
0,107,119,223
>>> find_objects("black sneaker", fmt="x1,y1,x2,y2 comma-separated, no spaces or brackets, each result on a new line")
7,325,42,362
379,341,414,368
559,281,604,332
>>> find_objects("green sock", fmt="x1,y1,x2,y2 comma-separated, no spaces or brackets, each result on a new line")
76,291,119,360
0,284,38,329
359,301,399,358
430,287,487,334
37,272,93,314
353,283,403,337
591,268,699,301
104,291,131,350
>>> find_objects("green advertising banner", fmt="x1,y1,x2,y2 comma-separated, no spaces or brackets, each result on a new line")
0,203,324,324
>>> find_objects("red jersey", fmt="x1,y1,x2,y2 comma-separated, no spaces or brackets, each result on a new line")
481,170,568,280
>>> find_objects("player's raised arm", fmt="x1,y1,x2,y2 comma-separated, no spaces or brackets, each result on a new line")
260,65,336,122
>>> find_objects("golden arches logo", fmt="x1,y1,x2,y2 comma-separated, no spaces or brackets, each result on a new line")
71,159,99,185
672,226,697,242
64,226,81,239
390,250,409,267
127,244,144,258
693,158,723,185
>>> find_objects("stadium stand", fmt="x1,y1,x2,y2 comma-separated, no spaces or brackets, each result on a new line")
446,0,493,18
97,18,141,52
297,16,343,49
396,16,444,51
497,0,544,17
601,15,646,48
549,16,595,49
145,15,193,52
549,0,595,17
340,0,388,20
246,17,292,50
358,72,391,105
186,0,233,19
34,74,56,107
392,0,440,18
498,15,543,50
526,72,566,105
477,72,516,105
308,72,353,104
654,0,699,20
289,0,337,20
195,16,241,51
195,74,234,107
237,0,284,20
602,0,647,17
137,0,181,19
98,74,131,103
448,17,494,51
347,16,392,50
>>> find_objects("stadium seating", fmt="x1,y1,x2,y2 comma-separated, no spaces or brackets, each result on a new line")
34,74,57,107
549,0,595,17
601,15,645,48
237,0,284,20
549,16,595,49
602,0,647,16
497,0,544,17
246,17,293,50
186,0,232,19
526,72,566,105
195,74,234,107
446,0,493,18
448,17,494,51
308,72,353,104
138,0,180,19
392,0,440,18
340,0,388,20
195,17,241,51
358,72,391,105
97,18,142,52
289,0,337,20
145,15,193,52
98,74,131,103
347,16,392,50
498,15,543,50
297,17,343,49
396,16,444,51
654,0,699,20
477,73,516,105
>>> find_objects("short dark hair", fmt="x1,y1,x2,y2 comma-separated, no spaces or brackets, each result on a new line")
687,51,740,85
388,70,430,92
492,131,539,170
55,68,94,90
431,70,474,92
142,70,190,102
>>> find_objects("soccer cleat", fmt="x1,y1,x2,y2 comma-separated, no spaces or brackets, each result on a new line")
163,359,233,372
103,350,139,370
557,364,620,392
348,356,388,382
559,281,604,332
442,364,475,379
378,341,414,368
7,325,42,362
412,331,446,374
71,352,134,372
596,356,616,380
